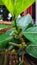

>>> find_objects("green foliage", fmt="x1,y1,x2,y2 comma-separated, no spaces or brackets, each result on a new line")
0,0,3,5
0,24,9,30
0,14,37,58
0,29,15,50
0,0,37,59
23,27,37,43
2,0,35,16
26,43,37,58
12,21,37,59
16,14,32,31
23,27,37,58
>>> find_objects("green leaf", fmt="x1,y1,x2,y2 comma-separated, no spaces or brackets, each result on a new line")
23,27,37,43
26,43,37,58
2,0,35,16
0,24,9,30
27,23,33,29
16,14,32,31
0,0,3,5
2,0,14,15
0,29,14,50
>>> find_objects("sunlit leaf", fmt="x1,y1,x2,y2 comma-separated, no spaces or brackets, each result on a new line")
0,0,3,5
2,0,35,16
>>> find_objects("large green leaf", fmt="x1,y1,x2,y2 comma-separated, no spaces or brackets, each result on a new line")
2,0,35,16
0,0,3,5
23,27,37,43
26,43,37,58
0,28,14,50
16,14,32,31
0,24,9,30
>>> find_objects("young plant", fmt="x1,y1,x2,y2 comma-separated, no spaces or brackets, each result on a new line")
0,0,37,64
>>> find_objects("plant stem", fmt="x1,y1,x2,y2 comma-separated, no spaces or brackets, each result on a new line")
14,15,18,30
4,51,7,65
9,42,20,47
9,42,26,49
